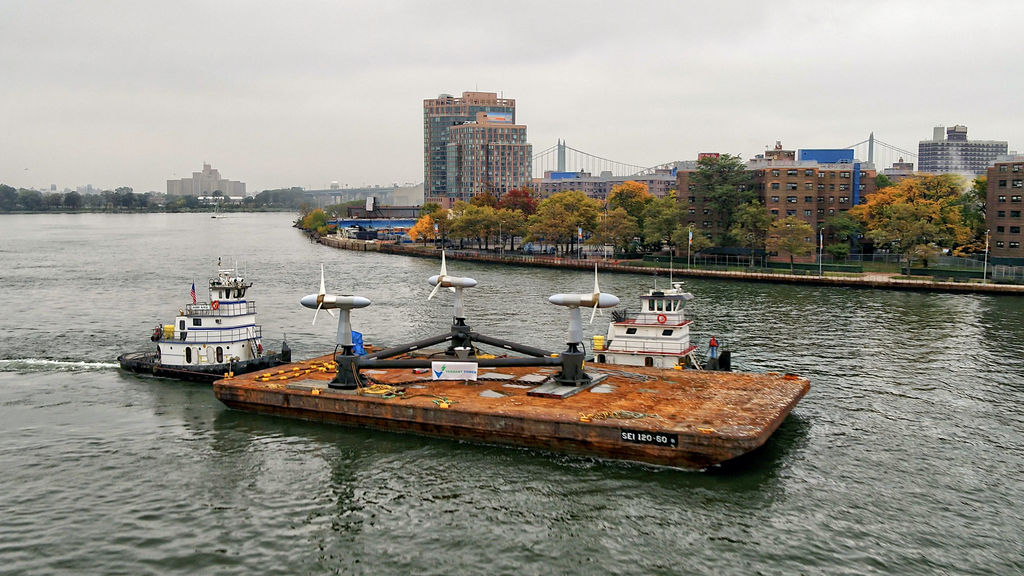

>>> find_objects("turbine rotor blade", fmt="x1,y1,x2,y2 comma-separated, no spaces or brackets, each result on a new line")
590,301,599,323
428,282,442,300
319,264,327,296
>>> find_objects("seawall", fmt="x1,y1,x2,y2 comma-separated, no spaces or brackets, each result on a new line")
317,236,1024,296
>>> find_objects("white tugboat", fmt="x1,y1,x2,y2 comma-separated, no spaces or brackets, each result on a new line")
593,281,729,371
119,266,290,382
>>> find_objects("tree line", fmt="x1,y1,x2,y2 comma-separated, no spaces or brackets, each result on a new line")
395,155,990,271
0,184,318,213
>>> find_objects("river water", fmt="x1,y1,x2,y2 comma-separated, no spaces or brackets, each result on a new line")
0,212,1021,575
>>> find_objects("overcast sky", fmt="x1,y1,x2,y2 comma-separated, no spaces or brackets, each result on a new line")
2,0,1021,193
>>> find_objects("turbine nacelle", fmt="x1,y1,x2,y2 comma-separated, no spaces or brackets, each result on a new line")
428,275,478,290
549,264,620,324
548,293,619,309
300,293,371,311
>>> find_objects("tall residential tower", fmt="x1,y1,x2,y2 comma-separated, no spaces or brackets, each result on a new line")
918,125,1007,176
423,91,531,207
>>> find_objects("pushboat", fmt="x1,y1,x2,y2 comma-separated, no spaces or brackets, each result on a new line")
213,258,807,469
594,281,730,371
119,266,290,383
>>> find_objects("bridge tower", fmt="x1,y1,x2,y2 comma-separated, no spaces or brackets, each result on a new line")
557,139,566,172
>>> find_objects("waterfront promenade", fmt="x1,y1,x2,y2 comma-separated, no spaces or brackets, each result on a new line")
318,235,1024,295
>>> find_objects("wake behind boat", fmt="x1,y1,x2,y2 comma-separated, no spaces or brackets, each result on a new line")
118,265,290,383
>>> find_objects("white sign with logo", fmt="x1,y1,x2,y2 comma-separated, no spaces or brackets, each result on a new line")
430,362,478,381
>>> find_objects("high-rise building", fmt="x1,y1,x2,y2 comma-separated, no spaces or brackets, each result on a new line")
918,125,1007,176
423,91,526,207
167,163,246,197
444,112,532,202
986,155,1024,265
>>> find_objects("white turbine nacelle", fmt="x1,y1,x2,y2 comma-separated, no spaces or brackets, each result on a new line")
548,293,619,309
428,275,478,290
300,293,371,312
548,264,620,323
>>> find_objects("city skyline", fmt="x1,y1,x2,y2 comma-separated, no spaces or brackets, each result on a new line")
2,0,1022,194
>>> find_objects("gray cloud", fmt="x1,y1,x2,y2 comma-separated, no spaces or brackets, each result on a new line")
2,0,1020,193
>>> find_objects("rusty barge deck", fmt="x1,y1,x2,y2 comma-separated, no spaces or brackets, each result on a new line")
213,354,809,469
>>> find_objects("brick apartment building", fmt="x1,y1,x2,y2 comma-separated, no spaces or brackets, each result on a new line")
677,145,876,243
986,156,1024,265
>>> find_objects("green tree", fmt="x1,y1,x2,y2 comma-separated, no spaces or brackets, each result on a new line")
825,242,850,260
955,176,987,255
690,153,755,244
17,189,43,211
62,190,82,210
495,207,526,251
607,181,653,231
728,201,772,253
766,215,815,273
588,207,640,254
671,226,713,261
0,184,17,211
419,202,442,217
824,211,864,257
526,190,600,255
876,174,894,190
642,194,684,253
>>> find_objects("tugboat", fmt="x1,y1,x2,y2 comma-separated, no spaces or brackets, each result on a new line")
593,281,730,371
118,265,290,382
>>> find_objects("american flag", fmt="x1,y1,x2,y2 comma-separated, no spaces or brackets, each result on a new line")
190,282,196,304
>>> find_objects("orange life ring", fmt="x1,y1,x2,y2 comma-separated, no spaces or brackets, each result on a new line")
657,314,667,324
212,300,220,310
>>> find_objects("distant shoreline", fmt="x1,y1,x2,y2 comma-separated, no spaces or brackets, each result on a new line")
314,235,1024,296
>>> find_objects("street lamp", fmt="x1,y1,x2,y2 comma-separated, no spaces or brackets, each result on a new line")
687,224,694,269
818,228,824,277
983,228,990,284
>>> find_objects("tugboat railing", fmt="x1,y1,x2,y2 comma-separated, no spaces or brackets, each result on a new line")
186,302,257,316
604,341,693,354
158,326,263,344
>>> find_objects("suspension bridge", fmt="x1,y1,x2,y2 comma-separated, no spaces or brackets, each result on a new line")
532,135,917,179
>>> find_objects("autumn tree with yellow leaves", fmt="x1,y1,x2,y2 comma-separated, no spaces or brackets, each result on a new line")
849,174,974,274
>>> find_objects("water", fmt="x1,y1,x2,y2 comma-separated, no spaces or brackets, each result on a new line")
1,213,1021,575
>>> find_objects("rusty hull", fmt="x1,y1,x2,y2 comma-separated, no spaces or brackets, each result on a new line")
213,355,809,469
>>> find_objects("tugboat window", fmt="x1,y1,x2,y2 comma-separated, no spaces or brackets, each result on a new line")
662,329,674,336
216,347,223,363
192,318,201,326
179,320,185,330
626,328,638,335
644,357,654,367
185,347,192,364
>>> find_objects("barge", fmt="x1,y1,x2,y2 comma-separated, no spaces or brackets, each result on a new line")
213,258,808,469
